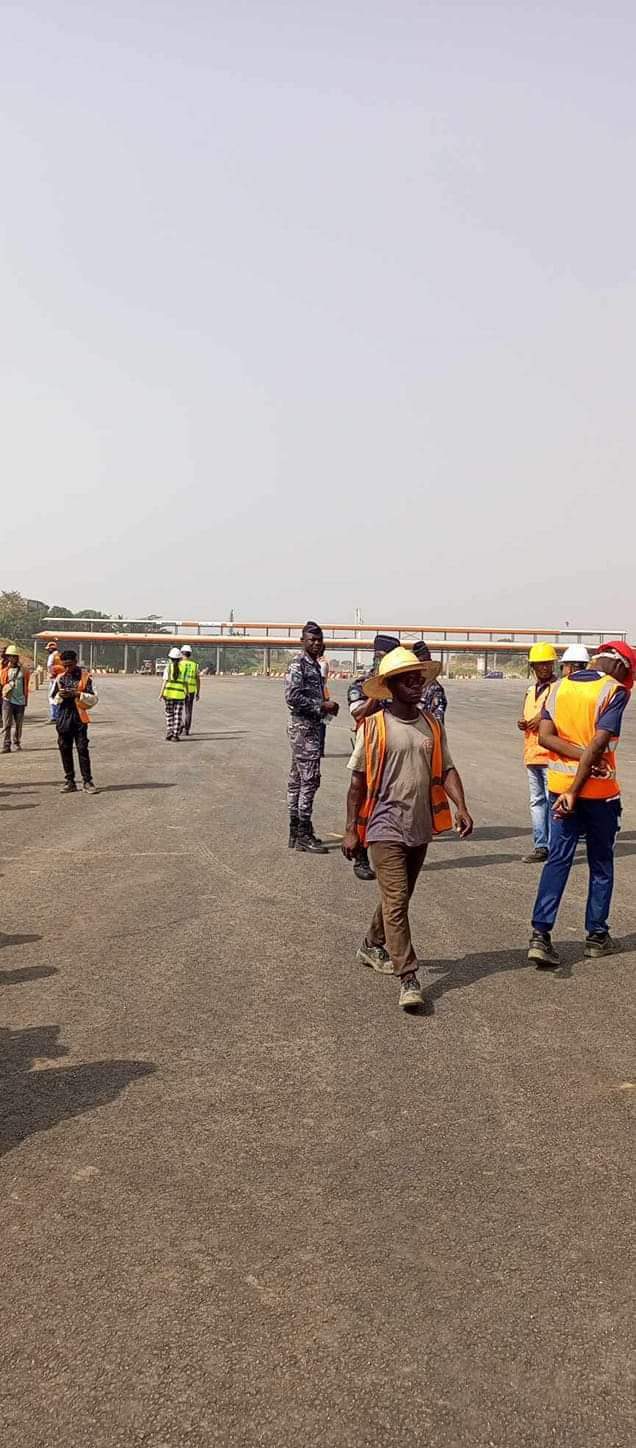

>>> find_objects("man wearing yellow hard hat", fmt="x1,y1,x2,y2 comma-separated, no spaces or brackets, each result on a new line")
342,647,473,1010
1,645,30,753
517,643,558,863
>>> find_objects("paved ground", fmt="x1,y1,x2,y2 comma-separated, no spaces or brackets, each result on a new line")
1,676,634,1447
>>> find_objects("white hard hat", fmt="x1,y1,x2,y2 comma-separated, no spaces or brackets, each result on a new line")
562,644,589,664
168,647,182,660
180,644,192,654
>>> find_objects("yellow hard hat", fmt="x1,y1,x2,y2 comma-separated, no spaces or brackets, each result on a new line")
363,646,427,700
528,642,557,663
4,644,19,656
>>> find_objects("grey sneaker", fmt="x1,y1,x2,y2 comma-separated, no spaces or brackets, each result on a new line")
356,942,393,975
528,931,560,967
522,847,549,863
398,972,424,1009
584,933,616,958
60,780,78,794
83,781,97,794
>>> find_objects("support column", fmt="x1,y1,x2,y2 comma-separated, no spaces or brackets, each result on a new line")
123,643,129,674
216,645,222,675
263,647,271,676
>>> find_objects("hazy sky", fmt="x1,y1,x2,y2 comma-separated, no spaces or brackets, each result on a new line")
1,2,634,630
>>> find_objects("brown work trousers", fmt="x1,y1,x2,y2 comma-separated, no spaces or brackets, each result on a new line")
366,842,428,976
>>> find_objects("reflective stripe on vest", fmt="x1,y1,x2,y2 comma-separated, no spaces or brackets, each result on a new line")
164,662,187,699
522,680,553,766
356,711,452,845
546,674,622,799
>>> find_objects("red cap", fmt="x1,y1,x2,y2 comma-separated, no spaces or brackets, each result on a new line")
599,640,636,691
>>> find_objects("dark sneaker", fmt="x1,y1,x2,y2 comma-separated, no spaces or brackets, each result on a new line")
354,853,376,881
522,847,549,864
60,781,78,794
528,930,560,967
14,743,22,751
288,817,299,849
308,826,323,847
83,781,97,794
356,942,393,975
584,933,616,958
399,972,424,1009
165,734,173,742
295,825,327,854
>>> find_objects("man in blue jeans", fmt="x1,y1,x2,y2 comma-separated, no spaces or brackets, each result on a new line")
528,641,635,967
517,643,558,864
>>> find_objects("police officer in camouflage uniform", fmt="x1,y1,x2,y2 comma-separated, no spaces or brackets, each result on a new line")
347,633,400,880
285,622,339,853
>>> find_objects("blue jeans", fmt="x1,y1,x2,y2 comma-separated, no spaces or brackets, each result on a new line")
527,765,550,849
532,794,621,937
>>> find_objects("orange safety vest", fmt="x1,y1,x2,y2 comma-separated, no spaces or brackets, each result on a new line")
48,651,65,677
545,674,624,799
57,669,93,725
356,710,453,845
0,663,30,700
522,680,553,766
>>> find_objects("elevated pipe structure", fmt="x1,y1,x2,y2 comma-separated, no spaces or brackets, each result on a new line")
34,626,626,677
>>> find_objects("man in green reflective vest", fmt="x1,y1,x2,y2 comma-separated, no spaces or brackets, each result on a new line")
180,645,200,736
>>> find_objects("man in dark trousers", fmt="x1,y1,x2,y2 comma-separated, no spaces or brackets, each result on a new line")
285,622,339,853
50,650,97,793
347,633,400,880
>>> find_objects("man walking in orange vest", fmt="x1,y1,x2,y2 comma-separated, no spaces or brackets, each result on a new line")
528,640,635,967
517,643,558,863
342,647,473,1010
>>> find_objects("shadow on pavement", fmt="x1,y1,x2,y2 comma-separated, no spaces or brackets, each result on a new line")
0,1023,157,1158
0,802,40,811
0,965,58,986
422,931,636,1003
1,932,42,949
426,851,521,871
98,782,177,793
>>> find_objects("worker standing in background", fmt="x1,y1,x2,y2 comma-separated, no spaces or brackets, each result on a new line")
285,622,339,853
46,640,64,723
1,645,30,752
180,645,200,736
347,633,400,881
50,649,98,793
412,641,447,723
560,644,590,676
318,647,330,758
517,644,558,864
161,648,188,741
528,641,635,967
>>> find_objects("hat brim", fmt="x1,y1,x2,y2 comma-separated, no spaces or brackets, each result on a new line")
363,660,434,701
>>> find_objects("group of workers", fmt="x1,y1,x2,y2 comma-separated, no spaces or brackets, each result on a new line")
285,623,635,1011
159,646,201,740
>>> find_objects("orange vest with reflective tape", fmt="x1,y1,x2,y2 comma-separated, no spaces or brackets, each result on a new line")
356,710,452,845
545,674,624,799
522,680,553,765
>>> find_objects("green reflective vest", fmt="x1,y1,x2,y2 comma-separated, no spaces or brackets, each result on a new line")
163,660,187,700
182,658,199,694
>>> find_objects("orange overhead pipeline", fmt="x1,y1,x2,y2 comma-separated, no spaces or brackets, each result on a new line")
36,631,567,654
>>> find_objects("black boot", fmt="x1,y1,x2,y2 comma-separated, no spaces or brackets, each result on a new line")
295,819,327,854
353,846,376,881
288,815,299,848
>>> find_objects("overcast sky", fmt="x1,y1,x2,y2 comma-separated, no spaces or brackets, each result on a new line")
1,2,633,631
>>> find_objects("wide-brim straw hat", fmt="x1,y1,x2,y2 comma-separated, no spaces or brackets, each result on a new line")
363,646,441,701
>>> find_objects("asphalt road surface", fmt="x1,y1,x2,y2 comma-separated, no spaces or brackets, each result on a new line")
1,676,634,1447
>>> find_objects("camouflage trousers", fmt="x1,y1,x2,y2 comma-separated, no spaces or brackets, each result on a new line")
287,718,322,818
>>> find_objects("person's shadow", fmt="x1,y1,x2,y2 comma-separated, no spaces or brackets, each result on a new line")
0,1024,156,1158
417,931,636,1009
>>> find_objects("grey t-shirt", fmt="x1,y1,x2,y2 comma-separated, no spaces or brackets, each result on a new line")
348,712,453,846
